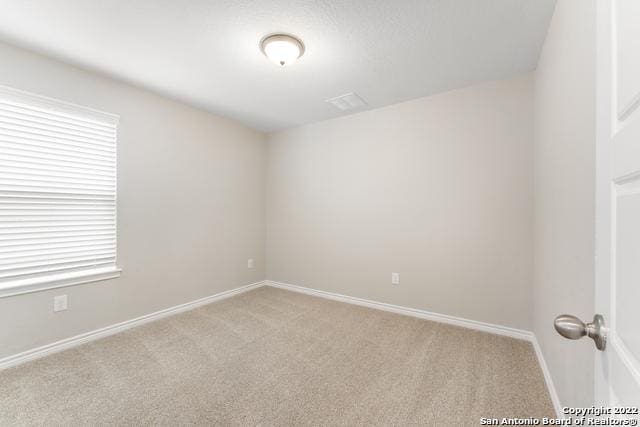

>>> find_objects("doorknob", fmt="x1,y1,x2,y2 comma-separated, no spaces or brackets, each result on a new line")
554,314,606,351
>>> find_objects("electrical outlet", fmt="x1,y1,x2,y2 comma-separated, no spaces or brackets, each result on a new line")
391,273,400,285
248,258,254,269
53,295,68,312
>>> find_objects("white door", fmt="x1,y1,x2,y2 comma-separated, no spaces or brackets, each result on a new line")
594,0,640,408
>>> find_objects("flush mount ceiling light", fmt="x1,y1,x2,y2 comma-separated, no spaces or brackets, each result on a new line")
260,34,305,67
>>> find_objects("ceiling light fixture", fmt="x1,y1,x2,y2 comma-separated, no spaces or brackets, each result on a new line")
260,34,305,67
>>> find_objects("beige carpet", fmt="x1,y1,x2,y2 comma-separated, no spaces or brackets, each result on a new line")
0,286,554,426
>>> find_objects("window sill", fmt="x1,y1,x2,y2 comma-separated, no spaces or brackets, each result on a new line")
0,267,122,298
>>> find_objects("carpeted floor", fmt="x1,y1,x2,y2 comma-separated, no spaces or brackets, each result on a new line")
0,286,554,426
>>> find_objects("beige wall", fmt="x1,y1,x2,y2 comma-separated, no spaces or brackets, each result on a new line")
0,42,266,359
266,75,534,330
532,0,596,408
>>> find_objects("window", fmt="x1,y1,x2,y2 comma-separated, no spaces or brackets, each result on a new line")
0,85,120,297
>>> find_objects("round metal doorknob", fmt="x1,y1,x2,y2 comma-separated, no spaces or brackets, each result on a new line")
554,314,606,351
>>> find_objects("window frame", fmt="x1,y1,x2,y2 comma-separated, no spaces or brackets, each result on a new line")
0,85,121,298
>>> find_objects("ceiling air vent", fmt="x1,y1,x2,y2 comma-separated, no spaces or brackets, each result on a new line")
325,92,367,111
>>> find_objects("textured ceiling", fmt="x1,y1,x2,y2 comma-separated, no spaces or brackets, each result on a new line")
0,0,556,132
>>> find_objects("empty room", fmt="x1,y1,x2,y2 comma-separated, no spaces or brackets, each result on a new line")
1,0,639,425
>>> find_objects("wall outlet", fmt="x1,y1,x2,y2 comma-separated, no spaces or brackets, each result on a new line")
391,272,400,285
248,258,254,269
53,295,68,312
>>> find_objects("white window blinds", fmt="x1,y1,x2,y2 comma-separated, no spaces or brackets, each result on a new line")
0,85,119,294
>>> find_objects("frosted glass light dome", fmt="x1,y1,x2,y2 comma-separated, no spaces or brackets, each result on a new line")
260,34,305,67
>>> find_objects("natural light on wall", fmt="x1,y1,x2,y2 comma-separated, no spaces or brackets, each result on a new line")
0,85,120,297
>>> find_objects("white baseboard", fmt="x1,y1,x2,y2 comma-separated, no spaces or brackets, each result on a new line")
265,280,563,418
266,280,532,340
531,335,564,418
0,280,265,371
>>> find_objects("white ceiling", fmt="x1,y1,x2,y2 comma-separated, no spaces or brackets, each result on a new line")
0,0,556,133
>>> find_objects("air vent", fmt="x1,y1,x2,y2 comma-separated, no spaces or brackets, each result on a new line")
325,92,368,111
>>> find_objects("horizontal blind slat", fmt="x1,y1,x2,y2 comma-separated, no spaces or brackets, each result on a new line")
0,137,115,163
2,163,115,181
0,249,116,266
0,99,116,130
0,244,116,260
0,219,113,226
2,152,115,174
0,128,115,152
0,208,114,215
0,227,115,238
0,115,115,144
0,185,114,197
0,116,116,145
0,146,115,169
0,133,115,157
0,259,116,280
0,108,116,140
0,174,116,189
0,219,115,228
0,235,115,248
0,191,114,200
0,129,115,149
0,198,114,206
0,230,115,242
0,237,116,252
0,253,116,272
0,213,115,219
